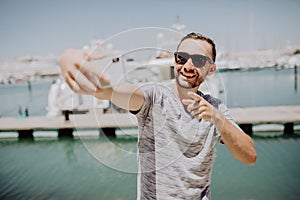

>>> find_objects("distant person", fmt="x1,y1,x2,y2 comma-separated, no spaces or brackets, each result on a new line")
24,107,29,117
59,32,257,199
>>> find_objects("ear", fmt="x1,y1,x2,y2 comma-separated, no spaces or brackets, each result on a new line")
207,64,216,76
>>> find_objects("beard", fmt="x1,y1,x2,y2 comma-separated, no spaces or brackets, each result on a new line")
175,71,202,89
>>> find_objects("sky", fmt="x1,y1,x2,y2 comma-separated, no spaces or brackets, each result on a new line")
0,0,299,61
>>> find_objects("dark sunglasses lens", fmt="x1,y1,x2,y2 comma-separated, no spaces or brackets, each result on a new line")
192,55,206,68
175,52,211,68
175,52,188,64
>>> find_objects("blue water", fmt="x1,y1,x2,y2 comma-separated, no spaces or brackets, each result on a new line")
0,137,138,200
0,136,299,200
0,79,52,117
212,137,300,200
219,67,300,107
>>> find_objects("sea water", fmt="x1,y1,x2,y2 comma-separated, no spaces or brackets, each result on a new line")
0,68,300,199
0,136,299,200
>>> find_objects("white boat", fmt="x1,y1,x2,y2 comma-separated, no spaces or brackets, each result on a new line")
46,78,110,118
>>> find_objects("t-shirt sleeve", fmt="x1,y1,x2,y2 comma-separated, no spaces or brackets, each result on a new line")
130,83,158,119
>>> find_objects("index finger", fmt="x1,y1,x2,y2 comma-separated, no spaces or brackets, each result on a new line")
187,91,202,101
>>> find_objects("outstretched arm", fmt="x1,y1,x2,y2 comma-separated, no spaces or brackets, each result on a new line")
59,49,144,111
182,92,257,165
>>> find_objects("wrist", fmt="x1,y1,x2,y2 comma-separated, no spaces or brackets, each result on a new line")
212,110,224,128
94,87,112,100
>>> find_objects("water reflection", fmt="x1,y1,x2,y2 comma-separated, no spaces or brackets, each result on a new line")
60,139,77,163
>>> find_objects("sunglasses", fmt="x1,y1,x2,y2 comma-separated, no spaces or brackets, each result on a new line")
174,52,214,68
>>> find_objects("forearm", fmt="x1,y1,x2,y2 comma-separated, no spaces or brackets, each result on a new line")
94,83,144,111
213,112,257,165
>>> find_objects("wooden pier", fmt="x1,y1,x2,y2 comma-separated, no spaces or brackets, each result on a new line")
0,110,137,138
0,105,299,139
229,105,300,135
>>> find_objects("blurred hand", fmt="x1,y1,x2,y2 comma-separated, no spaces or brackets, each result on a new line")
59,49,109,95
182,91,218,122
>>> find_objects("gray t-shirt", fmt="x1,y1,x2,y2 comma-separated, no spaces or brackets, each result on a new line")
133,82,237,200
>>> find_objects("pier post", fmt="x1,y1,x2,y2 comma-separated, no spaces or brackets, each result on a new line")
239,124,253,136
284,122,294,135
58,128,74,138
99,128,116,137
63,110,71,121
18,129,34,139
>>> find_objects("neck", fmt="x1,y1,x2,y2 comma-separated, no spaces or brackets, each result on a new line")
174,82,199,101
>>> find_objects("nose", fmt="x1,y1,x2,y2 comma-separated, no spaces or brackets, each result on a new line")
183,58,194,71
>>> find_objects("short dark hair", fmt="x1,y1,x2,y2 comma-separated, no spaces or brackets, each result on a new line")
177,32,216,62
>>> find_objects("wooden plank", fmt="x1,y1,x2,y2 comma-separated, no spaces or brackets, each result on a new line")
0,105,299,132
229,105,300,124
0,112,138,131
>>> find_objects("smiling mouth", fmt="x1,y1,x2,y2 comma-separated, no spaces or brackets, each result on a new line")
179,72,196,79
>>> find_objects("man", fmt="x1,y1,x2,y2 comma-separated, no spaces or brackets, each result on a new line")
59,32,257,199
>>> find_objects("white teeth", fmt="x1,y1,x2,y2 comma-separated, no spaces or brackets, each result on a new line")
179,72,196,79
182,73,195,78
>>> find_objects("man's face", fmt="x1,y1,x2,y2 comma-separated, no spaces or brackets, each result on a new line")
174,39,215,89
